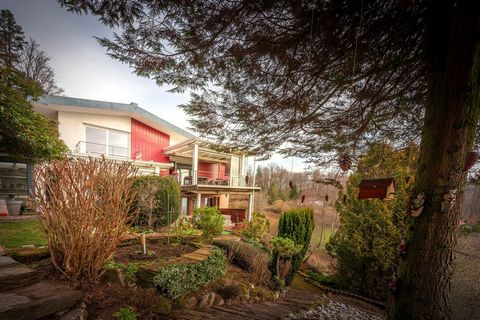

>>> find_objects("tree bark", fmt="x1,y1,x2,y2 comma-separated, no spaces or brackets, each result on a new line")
389,1,480,319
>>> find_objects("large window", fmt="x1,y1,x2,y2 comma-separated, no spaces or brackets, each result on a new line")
85,126,129,158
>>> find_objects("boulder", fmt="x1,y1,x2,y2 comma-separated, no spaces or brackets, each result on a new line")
58,308,88,320
197,292,215,309
155,296,172,315
184,296,198,309
213,294,224,306
0,245,5,256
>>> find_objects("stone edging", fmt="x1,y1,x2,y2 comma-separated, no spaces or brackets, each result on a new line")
299,271,387,310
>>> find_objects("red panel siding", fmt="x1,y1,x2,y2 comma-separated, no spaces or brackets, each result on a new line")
131,119,170,163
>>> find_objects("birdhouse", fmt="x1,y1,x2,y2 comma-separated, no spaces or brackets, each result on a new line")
358,178,395,200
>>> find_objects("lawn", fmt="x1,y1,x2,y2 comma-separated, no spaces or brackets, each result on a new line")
0,219,46,249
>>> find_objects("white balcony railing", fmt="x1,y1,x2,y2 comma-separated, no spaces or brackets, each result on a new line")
75,141,130,159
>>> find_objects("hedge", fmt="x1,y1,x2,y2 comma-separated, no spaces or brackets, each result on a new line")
273,207,315,285
131,175,181,228
153,248,226,299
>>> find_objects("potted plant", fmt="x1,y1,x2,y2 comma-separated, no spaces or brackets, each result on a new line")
6,195,23,216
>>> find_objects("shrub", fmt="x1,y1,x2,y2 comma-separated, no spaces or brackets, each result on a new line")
113,307,139,320
33,157,138,285
305,270,336,287
216,284,243,300
272,207,314,285
241,212,270,242
270,236,302,281
327,143,414,301
193,206,224,243
131,175,181,229
213,239,269,271
153,248,226,299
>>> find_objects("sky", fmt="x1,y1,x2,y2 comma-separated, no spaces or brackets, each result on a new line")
0,0,306,171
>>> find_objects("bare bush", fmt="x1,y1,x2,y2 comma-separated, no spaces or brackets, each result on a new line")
33,157,138,285
248,253,271,286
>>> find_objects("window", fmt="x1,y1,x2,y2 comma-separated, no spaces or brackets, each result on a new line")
85,126,129,158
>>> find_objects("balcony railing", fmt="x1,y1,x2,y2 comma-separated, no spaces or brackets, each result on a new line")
177,170,254,187
75,141,130,159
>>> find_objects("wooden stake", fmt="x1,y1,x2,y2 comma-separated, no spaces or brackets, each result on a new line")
141,234,147,255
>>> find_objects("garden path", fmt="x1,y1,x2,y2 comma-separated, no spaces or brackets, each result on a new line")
0,256,83,320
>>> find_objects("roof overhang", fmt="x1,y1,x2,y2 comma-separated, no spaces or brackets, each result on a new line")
164,138,246,162
32,95,195,143
181,184,261,194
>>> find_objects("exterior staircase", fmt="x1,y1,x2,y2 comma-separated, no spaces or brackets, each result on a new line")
0,256,83,320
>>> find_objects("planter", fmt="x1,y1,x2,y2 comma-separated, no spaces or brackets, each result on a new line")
6,200,23,216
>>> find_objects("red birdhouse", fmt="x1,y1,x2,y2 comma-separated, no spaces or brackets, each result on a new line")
358,178,395,200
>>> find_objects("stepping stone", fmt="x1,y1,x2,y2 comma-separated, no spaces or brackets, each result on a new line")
0,258,39,291
0,281,83,320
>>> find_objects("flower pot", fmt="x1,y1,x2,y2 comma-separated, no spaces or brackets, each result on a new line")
6,200,22,216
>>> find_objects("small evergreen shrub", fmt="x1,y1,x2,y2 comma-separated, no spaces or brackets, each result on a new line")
131,175,181,229
153,248,226,299
193,206,224,243
272,207,315,285
241,212,270,242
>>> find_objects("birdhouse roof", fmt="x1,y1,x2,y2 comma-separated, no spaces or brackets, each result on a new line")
358,178,395,188
358,178,395,200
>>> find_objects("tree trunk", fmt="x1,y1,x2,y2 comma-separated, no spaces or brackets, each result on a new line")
389,1,480,319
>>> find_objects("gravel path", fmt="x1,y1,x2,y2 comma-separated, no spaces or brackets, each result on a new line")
282,299,383,320
452,233,480,320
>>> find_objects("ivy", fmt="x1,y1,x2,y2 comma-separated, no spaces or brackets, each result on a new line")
153,248,226,299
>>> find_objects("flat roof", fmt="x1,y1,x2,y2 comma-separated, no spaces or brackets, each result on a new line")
37,95,195,139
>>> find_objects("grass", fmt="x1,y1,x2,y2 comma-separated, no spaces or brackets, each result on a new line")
310,225,335,250
0,219,46,249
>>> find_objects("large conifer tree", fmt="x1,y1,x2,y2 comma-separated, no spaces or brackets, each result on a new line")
60,1,480,318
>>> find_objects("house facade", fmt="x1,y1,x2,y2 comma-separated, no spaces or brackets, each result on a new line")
8,95,258,221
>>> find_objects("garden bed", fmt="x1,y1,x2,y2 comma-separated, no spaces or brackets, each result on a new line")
114,242,197,264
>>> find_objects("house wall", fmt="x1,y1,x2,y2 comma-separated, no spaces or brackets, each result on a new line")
57,111,131,152
197,161,228,180
131,118,170,163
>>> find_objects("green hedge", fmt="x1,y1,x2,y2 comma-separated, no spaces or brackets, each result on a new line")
273,207,315,285
131,175,181,228
153,248,226,299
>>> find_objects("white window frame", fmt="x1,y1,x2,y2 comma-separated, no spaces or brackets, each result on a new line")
84,125,130,158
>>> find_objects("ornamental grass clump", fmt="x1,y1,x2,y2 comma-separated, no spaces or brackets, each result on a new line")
33,157,138,285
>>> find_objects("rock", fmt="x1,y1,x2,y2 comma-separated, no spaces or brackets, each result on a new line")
0,245,5,256
213,294,224,306
198,292,215,309
79,302,87,309
155,296,172,315
21,245,35,249
58,308,88,320
273,291,280,300
0,257,39,291
184,296,197,309
0,281,83,320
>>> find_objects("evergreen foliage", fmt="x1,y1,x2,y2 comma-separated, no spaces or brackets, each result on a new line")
131,175,181,228
0,9,66,161
273,207,315,285
153,248,227,299
326,143,417,301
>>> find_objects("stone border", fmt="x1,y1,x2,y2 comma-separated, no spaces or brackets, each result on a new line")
299,271,387,310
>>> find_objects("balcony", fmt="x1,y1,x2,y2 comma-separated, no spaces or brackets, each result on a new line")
177,170,255,188
75,141,130,159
